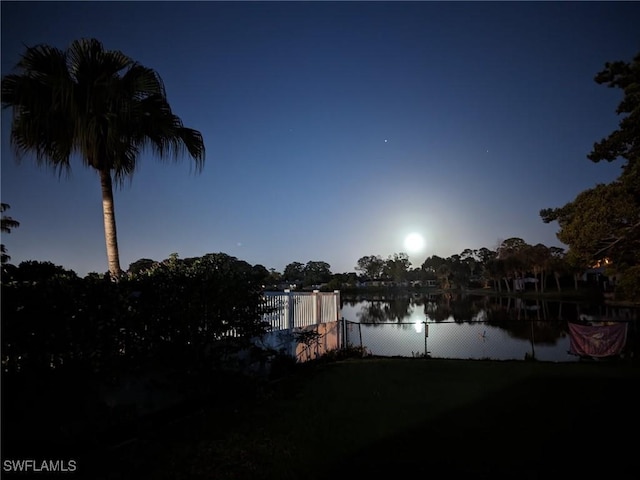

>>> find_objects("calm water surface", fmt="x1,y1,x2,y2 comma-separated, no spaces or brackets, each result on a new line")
340,293,638,362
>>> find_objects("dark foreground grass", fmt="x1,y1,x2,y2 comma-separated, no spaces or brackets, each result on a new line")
85,357,640,480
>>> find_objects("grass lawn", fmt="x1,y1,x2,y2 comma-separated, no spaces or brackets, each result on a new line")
89,357,640,480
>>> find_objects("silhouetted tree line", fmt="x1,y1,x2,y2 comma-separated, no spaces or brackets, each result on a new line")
2,253,271,378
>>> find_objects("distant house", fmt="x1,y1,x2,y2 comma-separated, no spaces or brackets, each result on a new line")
357,278,438,288
583,266,616,292
580,257,618,291
358,279,392,288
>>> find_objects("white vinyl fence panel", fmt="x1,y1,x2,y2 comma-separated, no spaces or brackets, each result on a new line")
262,290,340,331
258,290,342,360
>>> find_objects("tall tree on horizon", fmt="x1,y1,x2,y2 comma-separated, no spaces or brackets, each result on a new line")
1,203,20,265
541,51,640,278
587,51,640,263
1,38,205,279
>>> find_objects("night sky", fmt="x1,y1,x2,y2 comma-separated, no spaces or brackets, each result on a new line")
2,1,639,277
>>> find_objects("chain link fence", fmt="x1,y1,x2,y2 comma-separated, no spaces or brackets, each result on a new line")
341,318,637,362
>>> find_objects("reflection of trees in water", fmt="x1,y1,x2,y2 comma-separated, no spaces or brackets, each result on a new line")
419,293,487,323
357,303,387,323
357,296,412,323
343,293,639,346
476,295,569,320
344,293,639,324
466,296,574,345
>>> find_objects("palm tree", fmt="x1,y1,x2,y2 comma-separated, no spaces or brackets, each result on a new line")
1,38,205,279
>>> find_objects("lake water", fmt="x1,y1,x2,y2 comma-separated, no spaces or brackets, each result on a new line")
339,293,638,362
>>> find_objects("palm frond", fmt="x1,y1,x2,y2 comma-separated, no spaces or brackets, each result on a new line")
121,64,166,99
15,43,68,79
177,127,206,168
67,38,132,81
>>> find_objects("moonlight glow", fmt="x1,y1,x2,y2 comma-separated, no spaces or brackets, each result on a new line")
404,232,425,253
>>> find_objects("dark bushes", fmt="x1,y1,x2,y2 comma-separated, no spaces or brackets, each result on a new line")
1,253,273,458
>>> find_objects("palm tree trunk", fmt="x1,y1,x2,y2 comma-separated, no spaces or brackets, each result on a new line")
100,169,122,279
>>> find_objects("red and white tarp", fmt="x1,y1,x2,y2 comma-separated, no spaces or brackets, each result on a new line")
568,322,628,358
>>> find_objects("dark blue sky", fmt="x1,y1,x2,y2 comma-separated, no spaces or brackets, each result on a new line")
2,1,639,276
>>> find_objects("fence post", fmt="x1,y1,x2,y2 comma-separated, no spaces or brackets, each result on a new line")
284,289,294,330
313,290,320,325
424,322,429,357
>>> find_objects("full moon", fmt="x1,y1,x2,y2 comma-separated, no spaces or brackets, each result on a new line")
404,232,425,253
